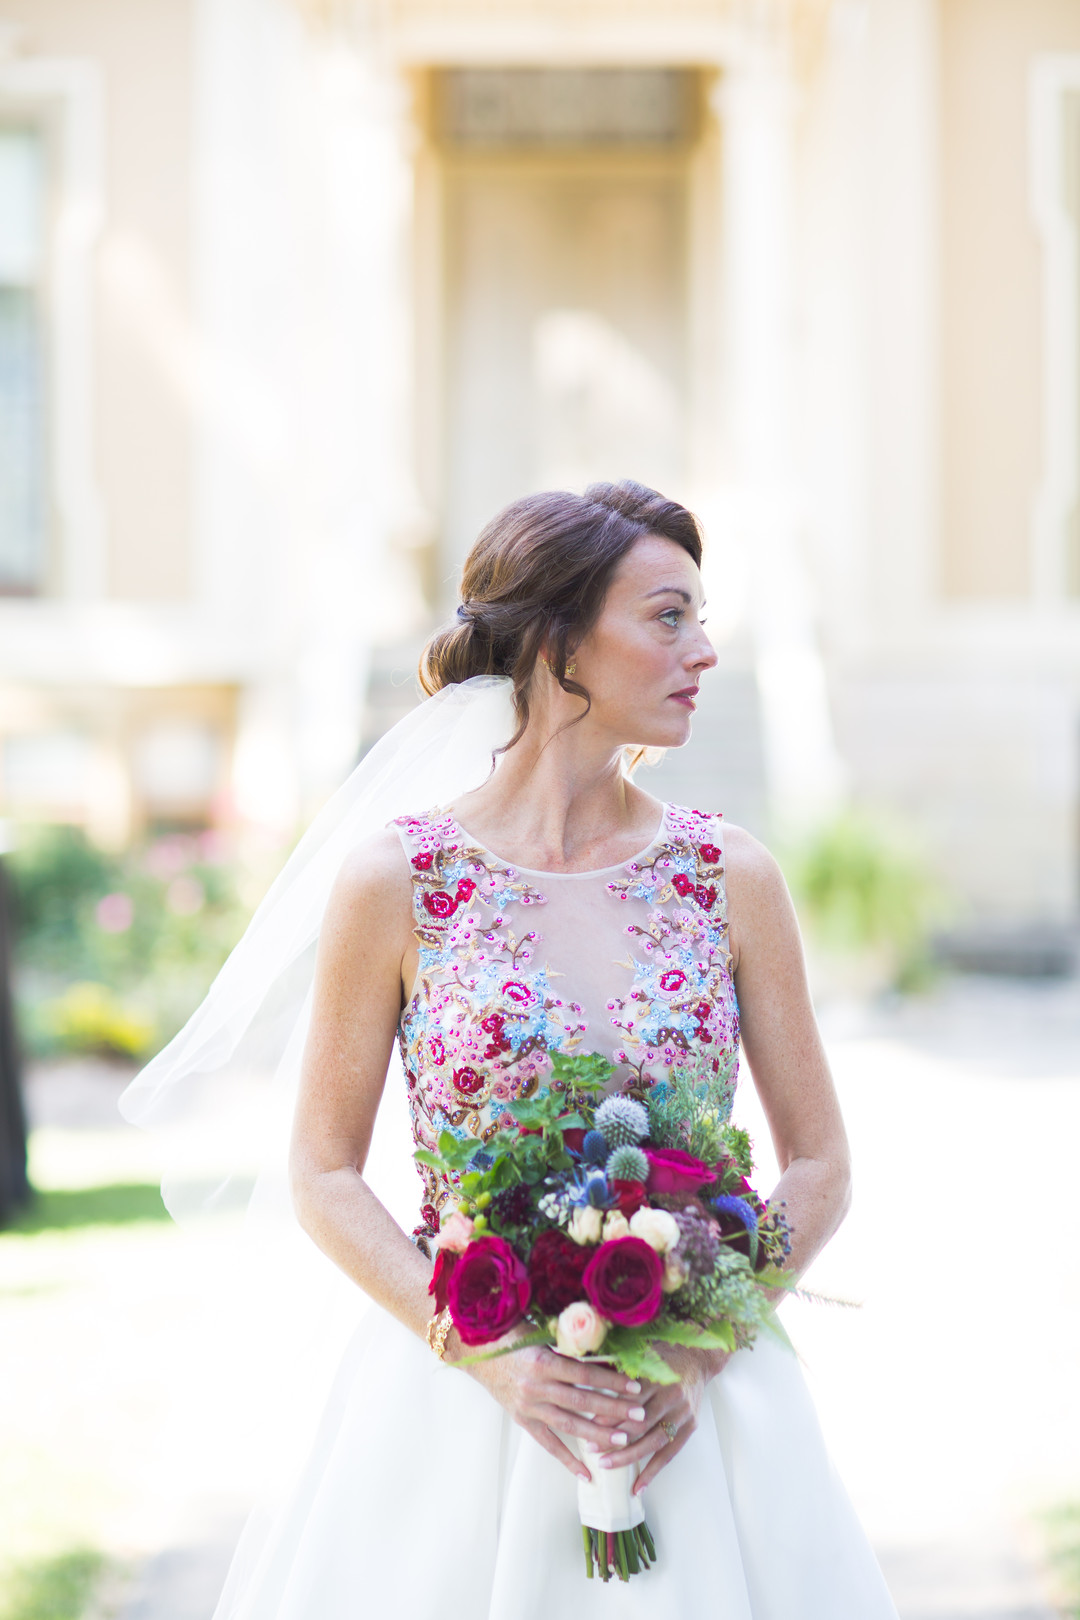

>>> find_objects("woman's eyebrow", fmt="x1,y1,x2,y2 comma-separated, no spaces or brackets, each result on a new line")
642,586,693,604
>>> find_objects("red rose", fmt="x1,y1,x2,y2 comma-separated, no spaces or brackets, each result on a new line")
423,890,459,919
658,969,688,993
583,1236,664,1327
421,1202,440,1233
429,1036,446,1066
411,852,434,870
645,1147,713,1195
453,1067,484,1096
699,843,721,864
672,873,694,897
562,1127,586,1154
503,980,532,1003
611,1178,648,1216
429,1246,457,1312
528,1229,591,1315
447,1235,531,1345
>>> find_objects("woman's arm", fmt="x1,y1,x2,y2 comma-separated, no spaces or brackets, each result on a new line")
725,822,852,1278
288,832,645,1481
609,822,852,1493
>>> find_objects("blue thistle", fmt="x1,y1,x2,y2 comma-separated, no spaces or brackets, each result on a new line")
710,1194,758,1237
594,1095,649,1150
582,1130,608,1166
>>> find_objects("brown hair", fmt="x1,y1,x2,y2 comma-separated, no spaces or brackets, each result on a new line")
419,480,703,750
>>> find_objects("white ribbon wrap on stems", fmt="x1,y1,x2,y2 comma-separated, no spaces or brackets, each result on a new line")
567,1437,645,1533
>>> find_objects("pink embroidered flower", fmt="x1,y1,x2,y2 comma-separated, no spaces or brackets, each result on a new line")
412,851,434,871
453,1066,484,1096
658,969,688,993
424,890,459,919
503,981,532,1004
428,1035,446,1066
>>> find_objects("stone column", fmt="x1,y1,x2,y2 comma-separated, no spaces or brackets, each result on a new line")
715,42,846,835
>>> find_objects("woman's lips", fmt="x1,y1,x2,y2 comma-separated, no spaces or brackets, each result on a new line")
668,689,698,710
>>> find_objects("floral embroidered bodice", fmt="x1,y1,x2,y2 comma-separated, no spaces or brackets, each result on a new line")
392,802,740,1238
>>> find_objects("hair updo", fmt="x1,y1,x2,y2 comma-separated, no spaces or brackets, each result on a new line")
419,480,703,750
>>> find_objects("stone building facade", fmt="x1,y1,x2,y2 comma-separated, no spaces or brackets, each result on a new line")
1,0,1078,930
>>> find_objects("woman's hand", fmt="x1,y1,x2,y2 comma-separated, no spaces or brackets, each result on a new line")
589,1344,731,1493
460,1336,649,1483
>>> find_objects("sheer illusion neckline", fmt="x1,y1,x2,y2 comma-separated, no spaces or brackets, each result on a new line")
444,801,669,879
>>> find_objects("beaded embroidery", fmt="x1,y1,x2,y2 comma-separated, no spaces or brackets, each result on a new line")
393,803,739,1238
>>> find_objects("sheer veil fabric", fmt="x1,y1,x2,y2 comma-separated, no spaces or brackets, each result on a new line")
118,674,898,1620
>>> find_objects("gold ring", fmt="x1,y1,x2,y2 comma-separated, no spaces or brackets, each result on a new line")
661,1419,678,1443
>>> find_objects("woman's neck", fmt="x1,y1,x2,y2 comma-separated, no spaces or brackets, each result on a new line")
451,691,660,873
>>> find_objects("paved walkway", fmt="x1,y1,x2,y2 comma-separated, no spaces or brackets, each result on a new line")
21,971,1080,1619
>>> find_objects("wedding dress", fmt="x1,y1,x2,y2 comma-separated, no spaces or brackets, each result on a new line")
207,798,899,1620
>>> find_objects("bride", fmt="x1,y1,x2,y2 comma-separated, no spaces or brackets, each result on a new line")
126,480,897,1618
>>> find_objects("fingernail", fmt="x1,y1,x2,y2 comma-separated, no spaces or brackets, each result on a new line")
628,1406,646,1422
626,1381,642,1394
578,1471,591,1483
609,1432,627,1448
600,1456,615,1469
583,1442,599,1453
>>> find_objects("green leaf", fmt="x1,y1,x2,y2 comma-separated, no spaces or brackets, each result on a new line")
456,1329,554,1366
412,1148,445,1171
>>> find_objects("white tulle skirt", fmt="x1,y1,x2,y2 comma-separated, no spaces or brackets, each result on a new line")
212,1304,898,1620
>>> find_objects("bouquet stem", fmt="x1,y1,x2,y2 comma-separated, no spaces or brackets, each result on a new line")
582,1523,656,1582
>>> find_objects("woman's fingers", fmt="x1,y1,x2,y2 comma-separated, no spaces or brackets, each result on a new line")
531,1400,634,1450
522,1418,591,1482
540,1354,643,1399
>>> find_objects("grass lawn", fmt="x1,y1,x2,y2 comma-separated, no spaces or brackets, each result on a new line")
0,1123,248,1620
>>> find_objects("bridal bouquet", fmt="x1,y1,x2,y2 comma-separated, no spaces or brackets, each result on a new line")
417,1053,792,1582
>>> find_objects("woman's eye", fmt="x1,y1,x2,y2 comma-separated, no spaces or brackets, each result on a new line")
658,608,683,628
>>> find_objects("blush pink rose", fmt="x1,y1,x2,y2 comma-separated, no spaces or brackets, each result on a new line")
555,1301,609,1358
438,1212,475,1253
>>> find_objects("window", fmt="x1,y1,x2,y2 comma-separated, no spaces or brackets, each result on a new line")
0,125,47,594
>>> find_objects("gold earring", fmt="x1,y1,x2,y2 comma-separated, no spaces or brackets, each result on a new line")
566,662,576,676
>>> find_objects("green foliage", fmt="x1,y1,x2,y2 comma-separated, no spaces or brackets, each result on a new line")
645,1063,738,1162
6,1182,168,1235
7,822,255,1059
1043,1503,1080,1617
0,1548,106,1620
550,1050,614,1097
783,811,946,990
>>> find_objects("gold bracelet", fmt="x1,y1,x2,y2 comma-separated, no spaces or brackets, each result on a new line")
425,1306,453,1362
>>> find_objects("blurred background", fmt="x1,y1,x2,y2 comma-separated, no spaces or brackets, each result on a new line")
1,1,1079,1617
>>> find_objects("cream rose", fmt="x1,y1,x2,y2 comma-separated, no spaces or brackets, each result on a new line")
568,1205,603,1245
555,1301,609,1358
661,1252,689,1293
601,1209,631,1242
629,1206,681,1255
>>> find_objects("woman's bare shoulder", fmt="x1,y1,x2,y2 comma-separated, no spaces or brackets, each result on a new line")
323,826,414,937
720,821,797,967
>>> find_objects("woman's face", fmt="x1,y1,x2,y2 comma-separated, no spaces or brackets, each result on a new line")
567,534,718,749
